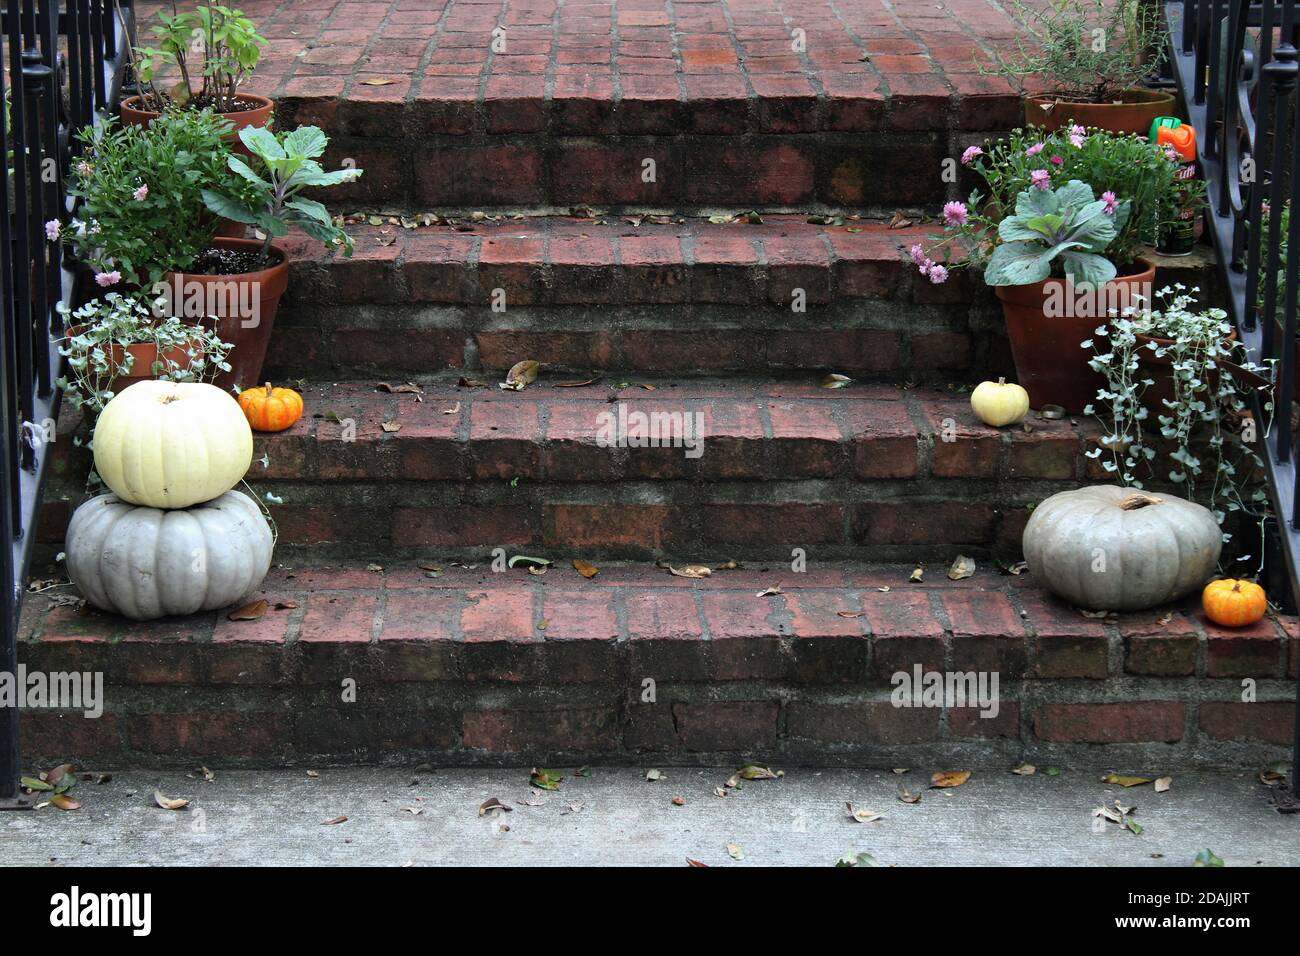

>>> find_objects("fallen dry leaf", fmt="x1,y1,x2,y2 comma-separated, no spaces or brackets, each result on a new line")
1102,773,1152,788
837,610,864,618
687,858,709,867
360,77,396,85
672,796,686,806
320,815,348,826
381,420,401,433
1011,763,1037,776
479,797,513,816
227,599,268,621
573,559,599,579
501,360,541,391
50,793,81,811
154,790,189,811
897,783,921,804
948,555,976,581
821,373,853,389
646,768,664,782
846,803,885,824
1154,777,1172,793
756,585,783,597
668,564,711,579
727,843,744,861
930,770,971,789
909,566,924,583
555,379,597,388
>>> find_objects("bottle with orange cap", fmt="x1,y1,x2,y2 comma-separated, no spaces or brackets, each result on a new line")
1149,117,1201,256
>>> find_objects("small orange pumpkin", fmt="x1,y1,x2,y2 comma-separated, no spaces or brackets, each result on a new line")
1202,578,1268,628
238,382,303,433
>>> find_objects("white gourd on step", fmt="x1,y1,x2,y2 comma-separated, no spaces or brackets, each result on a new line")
65,491,273,620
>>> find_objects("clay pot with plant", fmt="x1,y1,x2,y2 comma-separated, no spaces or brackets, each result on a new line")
117,0,270,155
56,291,233,424
989,0,1174,135
193,124,362,389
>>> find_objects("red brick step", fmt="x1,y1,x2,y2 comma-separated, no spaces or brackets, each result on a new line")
18,561,1295,765
44,379,1094,562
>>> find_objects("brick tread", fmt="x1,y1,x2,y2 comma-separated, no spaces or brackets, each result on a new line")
19,562,1296,763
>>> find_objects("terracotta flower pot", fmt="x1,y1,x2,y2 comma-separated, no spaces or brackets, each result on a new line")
64,322,211,399
1133,327,1239,418
119,92,273,158
161,236,289,391
996,258,1157,413
1024,88,1176,136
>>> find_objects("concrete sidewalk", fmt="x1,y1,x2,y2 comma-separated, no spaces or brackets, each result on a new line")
1,766,1294,867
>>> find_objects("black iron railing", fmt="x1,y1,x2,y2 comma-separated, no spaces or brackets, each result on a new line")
0,0,129,807
1164,0,1300,779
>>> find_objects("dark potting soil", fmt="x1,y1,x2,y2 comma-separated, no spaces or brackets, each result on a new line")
190,247,272,276
189,95,261,113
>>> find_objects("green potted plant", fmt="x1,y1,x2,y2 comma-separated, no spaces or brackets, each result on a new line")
988,0,1174,135
1084,285,1269,531
118,0,271,145
187,124,362,388
57,291,234,421
63,110,243,290
914,126,1188,411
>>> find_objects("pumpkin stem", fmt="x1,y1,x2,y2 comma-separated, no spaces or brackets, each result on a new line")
1119,492,1163,511
264,383,273,393
1232,581,1241,592
997,377,1006,385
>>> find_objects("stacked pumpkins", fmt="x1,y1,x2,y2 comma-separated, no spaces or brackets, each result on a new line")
65,381,274,621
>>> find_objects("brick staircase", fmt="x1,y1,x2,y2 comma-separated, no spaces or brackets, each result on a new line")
21,0,1295,768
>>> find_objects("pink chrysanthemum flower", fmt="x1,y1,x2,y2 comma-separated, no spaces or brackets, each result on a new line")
960,145,983,165
1101,190,1119,215
1025,142,1045,157
942,201,968,226
133,183,149,201
1068,124,1086,147
1050,154,1063,166
1031,169,1050,191
44,219,60,241
928,264,949,284
94,270,121,287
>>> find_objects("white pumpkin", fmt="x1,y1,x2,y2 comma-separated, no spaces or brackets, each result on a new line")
94,380,253,509
970,377,1029,427
66,491,273,620
1023,485,1221,611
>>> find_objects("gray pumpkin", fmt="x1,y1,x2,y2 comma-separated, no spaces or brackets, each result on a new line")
1022,486,1221,612
66,491,273,620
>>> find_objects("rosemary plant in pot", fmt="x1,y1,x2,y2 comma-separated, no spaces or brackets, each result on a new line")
989,0,1173,135
194,124,361,388
913,126,1186,411
119,0,271,149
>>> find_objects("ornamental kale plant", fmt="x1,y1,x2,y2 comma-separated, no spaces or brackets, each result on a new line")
202,125,362,267
1084,285,1269,532
985,180,1128,286
62,111,247,287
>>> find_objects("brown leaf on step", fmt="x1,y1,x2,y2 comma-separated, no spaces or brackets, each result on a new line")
381,420,401,433
887,210,915,229
501,360,541,391
573,559,599,579
527,566,547,576
948,555,976,581
1101,772,1152,788
837,611,864,618
897,783,921,804
554,379,597,388
930,770,971,789
756,585,783,597
1011,763,1037,776
443,402,460,416
1154,777,1172,793
360,78,396,85
909,567,924,583
686,858,709,867
821,373,853,389
458,377,488,388
668,564,712,579
275,601,299,610
1081,609,1110,619
367,563,384,573
672,796,686,806
714,560,740,570
153,790,189,811
478,797,513,816
1156,612,1173,626
46,763,74,789
320,815,348,826
50,793,81,811
638,383,656,391
227,599,268,621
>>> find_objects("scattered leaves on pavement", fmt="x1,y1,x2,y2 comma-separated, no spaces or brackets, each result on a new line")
909,566,924,583
948,555,976,580
686,858,709,867
573,559,599,578
897,783,921,804
320,814,347,826
1102,773,1152,788
836,850,882,867
227,599,268,621
1194,848,1224,867
478,797,512,816
1154,777,1172,793
846,803,885,824
501,360,541,391
530,768,563,791
821,373,853,389
645,769,664,782
667,564,711,579
1011,763,1036,776
726,843,744,861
